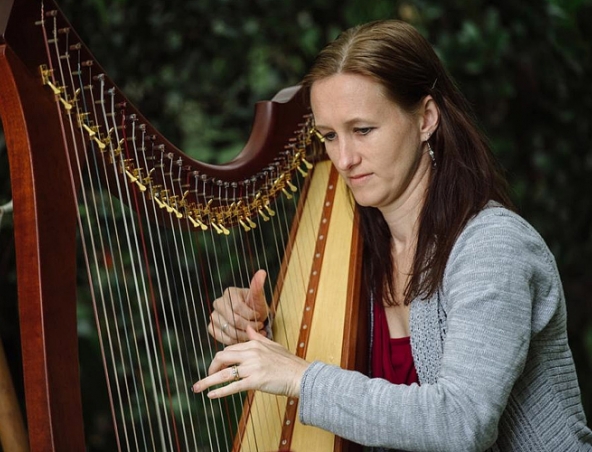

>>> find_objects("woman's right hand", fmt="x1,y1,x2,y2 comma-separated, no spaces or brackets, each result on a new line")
208,269,269,345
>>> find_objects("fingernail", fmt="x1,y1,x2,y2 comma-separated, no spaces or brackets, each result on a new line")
208,390,217,398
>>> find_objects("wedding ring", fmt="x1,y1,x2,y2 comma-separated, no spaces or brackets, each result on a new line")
231,364,240,382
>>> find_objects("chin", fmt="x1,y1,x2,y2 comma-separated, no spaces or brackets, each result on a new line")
349,187,386,209
351,196,376,209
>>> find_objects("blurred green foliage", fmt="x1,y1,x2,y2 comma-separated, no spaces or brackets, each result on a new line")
1,0,591,448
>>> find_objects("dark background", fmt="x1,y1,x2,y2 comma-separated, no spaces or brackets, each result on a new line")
1,0,591,449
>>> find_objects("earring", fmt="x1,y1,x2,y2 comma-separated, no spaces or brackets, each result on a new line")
427,141,436,168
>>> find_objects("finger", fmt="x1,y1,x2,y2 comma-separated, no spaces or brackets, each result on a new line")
208,321,253,345
219,288,265,331
246,324,269,342
212,309,264,337
192,365,241,395
224,312,265,334
208,321,233,345
246,270,268,318
209,314,234,342
211,314,228,335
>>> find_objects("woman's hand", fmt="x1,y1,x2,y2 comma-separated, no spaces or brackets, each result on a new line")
208,269,269,345
192,326,309,399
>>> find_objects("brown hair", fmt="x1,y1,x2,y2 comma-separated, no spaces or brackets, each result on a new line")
301,20,514,306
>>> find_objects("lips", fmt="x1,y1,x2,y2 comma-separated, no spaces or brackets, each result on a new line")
347,173,372,185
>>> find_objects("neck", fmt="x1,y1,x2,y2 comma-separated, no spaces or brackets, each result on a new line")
379,153,432,252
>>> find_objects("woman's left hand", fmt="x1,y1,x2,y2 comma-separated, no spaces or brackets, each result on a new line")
192,326,310,399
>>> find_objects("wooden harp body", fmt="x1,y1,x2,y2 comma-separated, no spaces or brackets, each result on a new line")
0,0,367,450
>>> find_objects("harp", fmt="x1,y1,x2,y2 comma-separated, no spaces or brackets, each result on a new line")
0,0,368,450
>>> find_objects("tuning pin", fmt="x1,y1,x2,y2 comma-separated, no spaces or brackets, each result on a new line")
239,218,251,232
302,158,313,169
286,180,297,192
257,208,270,221
312,128,325,143
265,204,276,217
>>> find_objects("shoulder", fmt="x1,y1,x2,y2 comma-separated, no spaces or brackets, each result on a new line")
449,203,555,270
442,203,563,331
465,203,545,242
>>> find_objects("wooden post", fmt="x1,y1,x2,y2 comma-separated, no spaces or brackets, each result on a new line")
0,338,29,452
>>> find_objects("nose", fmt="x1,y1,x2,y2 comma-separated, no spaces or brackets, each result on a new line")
328,138,359,172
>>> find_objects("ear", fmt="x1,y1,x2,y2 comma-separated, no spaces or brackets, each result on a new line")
418,95,439,139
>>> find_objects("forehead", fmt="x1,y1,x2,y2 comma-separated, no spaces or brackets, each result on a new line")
310,73,403,126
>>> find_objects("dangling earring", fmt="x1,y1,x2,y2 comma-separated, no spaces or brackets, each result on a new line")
426,132,436,168
427,141,436,168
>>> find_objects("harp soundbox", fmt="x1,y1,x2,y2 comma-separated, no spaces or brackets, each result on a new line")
0,0,368,450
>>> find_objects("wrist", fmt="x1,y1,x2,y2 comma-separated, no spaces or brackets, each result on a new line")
288,359,310,398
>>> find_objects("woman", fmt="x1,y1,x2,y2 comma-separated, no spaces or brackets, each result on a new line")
192,20,592,451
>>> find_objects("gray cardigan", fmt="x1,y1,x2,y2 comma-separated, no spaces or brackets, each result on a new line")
299,205,592,451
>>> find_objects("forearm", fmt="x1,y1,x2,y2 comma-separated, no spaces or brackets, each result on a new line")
299,361,501,452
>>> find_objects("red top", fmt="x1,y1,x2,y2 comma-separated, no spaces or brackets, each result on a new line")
372,302,419,385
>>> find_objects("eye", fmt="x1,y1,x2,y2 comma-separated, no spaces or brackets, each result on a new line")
322,131,337,142
355,127,374,136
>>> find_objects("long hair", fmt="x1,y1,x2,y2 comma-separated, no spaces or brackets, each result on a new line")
301,20,514,306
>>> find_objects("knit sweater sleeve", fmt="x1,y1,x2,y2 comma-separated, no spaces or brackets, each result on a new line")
299,208,558,451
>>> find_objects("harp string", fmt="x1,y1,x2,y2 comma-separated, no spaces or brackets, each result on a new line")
127,110,187,451
93,69,160,452
199,225,234,451
193,178,234,449
156,146,204,450
231,200,263,452
242,181,285,448
241,180,296,450
94,81,171,449
168,164,216,450
125,116,180,450
272,165,310,365
39,9,130,451
54,11,182,448
74,43,141,452
192,182,239,450
102,81,179,450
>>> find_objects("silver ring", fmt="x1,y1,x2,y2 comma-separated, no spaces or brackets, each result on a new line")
230,364,240,382
222,323,229,333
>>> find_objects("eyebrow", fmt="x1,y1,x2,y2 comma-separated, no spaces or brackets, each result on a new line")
314,117,374,130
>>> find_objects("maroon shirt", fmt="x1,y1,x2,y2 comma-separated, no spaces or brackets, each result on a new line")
372,302,419,385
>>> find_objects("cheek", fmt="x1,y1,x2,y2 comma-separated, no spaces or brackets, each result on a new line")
385,134,420,166
371,139,399,167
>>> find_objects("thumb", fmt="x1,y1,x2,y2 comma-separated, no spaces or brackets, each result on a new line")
246,269,268,318
246,324,267,342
